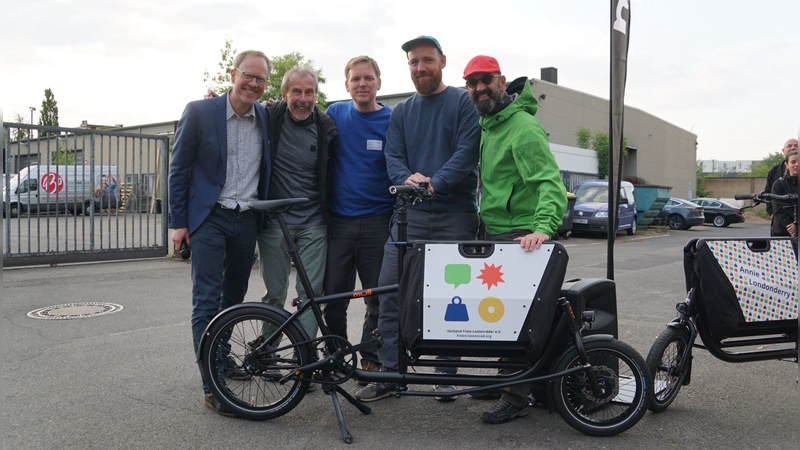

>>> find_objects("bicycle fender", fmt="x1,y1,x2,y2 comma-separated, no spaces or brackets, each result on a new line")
579,334,615,344
666,321,685,330
196,303,293,361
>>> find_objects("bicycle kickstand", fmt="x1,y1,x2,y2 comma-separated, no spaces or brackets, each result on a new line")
322,384,372,444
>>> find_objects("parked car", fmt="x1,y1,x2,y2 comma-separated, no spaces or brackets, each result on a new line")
656,197,705,230
688,197,745,227
572,180,637,235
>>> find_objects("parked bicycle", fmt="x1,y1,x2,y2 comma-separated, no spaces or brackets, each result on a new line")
198,184,653,443
647,191,798,413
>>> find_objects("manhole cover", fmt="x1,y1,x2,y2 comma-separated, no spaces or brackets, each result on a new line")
27,302,124,320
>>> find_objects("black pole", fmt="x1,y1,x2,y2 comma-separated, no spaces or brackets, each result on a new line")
606,0,615,281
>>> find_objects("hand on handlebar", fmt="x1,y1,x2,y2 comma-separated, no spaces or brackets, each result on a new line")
389,180,433,201
406,173,434,194
734,191,798,205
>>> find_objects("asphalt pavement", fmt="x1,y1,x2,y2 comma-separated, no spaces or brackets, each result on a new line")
2,218,797,449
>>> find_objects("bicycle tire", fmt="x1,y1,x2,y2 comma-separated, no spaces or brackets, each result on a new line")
549,340,652,436
200,305,313,420
646,326,692,413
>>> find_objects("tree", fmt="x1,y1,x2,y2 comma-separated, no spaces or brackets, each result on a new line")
203,37,237,94
39,88,59,137
576,127,592,149
204,39,328,110
695,160,711,197
749,151,784,177
265,52,327,108
12,112,27,141
50,141,76,165
575,127,627,179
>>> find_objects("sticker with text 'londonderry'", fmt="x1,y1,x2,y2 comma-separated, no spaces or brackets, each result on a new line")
422,243,555,341
706,240,798,322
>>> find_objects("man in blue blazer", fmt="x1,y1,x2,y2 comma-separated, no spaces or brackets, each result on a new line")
168,50,271,416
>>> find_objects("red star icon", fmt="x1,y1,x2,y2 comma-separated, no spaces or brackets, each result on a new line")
477,263,505,290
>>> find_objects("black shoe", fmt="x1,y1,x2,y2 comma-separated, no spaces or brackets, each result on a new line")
223,356,252,381
480,400,530,424
204,393,235,417
470,389,502,400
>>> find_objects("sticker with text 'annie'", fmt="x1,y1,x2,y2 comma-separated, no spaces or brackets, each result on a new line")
444,264,471,288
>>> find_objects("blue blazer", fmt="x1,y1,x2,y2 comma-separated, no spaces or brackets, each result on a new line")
168,93,271,234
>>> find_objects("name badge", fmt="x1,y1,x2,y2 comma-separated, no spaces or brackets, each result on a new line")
366,140,383,151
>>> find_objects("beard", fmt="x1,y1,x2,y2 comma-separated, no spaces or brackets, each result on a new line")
471,86,504,116
289,101,314,120
412,71,443,96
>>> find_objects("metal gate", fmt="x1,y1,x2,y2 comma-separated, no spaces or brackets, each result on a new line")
3,123,170,267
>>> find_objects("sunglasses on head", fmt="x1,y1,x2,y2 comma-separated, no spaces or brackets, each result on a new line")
465,74,500,88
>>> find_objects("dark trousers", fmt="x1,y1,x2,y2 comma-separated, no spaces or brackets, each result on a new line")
322,212,391,366
190,205,257,392
377,209,479,373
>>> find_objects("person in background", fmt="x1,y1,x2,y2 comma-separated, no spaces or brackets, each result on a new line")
322,56,394,379
94,174,118,210
462,54,566,424
770,150,798,237
354,35,480,403
169,50,272,416
764,138,799,215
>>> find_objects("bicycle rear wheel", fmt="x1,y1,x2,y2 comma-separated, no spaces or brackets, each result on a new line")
549,340,652,436
200,305,313,420
646,326,692,413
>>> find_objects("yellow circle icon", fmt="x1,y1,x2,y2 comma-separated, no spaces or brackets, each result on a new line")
478,296,505,323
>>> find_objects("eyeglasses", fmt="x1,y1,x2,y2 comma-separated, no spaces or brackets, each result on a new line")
235,68,268,85
465,74,500,88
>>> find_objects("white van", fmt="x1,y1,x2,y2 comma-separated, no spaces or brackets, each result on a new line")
3,165,118,217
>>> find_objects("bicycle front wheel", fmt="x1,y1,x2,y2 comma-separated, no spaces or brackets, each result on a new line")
549,340,652,437
199,305,313,420
646,325,692,413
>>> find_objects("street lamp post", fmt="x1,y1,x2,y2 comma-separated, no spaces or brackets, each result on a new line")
28,106,36,140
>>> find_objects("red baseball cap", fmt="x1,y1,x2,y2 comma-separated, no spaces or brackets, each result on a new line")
463,55,502,79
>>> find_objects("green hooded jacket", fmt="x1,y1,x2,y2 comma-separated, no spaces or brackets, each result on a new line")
479,78,567,236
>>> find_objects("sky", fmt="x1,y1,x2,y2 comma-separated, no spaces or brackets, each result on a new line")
2,0,798,162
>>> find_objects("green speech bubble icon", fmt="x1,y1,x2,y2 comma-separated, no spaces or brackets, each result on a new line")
444,264,471,288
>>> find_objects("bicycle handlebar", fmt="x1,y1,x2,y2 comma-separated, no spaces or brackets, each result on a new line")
389,182,433,201
734,192,798,205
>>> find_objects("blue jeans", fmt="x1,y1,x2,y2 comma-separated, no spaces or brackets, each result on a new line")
377,210,479,373
322,213,391,367
190,205,257,392
257,224,327,339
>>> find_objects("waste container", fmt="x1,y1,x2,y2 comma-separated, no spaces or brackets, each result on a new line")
553,192,576,240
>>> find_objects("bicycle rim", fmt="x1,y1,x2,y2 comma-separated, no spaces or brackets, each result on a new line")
202,307,312,420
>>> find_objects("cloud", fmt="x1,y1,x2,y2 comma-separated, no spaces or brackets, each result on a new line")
3,0,798,160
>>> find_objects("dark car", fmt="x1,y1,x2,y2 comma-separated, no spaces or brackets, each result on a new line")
689,197,745,227
656,197,705,230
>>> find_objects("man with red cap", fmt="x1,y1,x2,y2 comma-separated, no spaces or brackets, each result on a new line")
463,55,567,424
